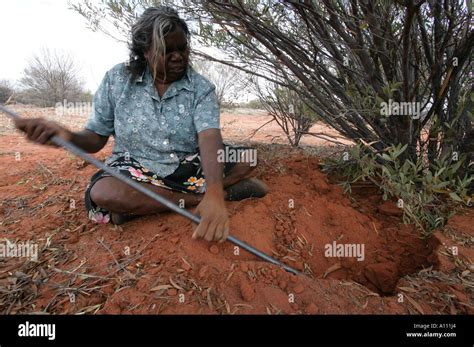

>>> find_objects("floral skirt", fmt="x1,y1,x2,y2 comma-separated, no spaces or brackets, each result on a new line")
84,146,244,224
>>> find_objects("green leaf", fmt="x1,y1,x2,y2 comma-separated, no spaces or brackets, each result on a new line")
435,167,446,177
450,159,464,173
359,21,369,29
425,171,432,183
432,181,450,190
382,166,391,177
449,192,463,202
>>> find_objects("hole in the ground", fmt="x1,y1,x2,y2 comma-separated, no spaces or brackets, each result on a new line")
271,183,440,296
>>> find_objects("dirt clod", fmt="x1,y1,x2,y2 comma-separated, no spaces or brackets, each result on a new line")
305,303,318,314
209,245,219,255
293,283,305,294
377,201,402,217
239,279,255,302
167,288,178,296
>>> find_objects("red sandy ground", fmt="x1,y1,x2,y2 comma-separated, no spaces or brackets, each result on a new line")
0,106,472,314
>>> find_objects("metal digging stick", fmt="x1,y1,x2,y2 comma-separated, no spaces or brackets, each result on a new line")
0,105,300,275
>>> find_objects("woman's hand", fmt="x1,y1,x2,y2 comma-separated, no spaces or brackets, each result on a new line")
192,188,229,243
14,117,73,146
193,128,228,242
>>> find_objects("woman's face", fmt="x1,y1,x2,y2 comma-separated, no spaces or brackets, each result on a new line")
146,27,189,83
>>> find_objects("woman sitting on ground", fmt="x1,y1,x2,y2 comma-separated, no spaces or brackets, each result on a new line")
14,6,268,243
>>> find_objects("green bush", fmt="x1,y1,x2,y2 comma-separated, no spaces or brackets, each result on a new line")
322,143,473,236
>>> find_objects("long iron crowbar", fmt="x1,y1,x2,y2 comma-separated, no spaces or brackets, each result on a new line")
0,104,300,275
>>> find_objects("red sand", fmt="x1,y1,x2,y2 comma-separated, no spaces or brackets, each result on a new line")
1,134,472,314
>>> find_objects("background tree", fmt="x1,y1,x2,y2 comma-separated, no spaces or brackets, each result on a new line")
192,59,250,107
255,79,318,147
0,80,15,104
19,48,88,107
69,0,169,43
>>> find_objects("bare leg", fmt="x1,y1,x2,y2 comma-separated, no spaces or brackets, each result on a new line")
90,177,203,216
90,161,258,216
223,162,256,187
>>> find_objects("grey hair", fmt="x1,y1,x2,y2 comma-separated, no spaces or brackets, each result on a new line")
127,6,189,80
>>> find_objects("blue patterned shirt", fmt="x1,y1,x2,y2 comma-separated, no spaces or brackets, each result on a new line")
85,62,220,177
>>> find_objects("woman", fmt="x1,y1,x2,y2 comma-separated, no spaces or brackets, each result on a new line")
14,6,268,243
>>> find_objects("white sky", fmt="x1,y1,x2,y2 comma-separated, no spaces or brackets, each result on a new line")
0,0,129,92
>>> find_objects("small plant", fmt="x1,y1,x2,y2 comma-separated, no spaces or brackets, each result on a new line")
322,143,472,236
256,82,318,147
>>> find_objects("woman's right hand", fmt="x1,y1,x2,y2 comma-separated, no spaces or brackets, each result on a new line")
14,118,73,146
